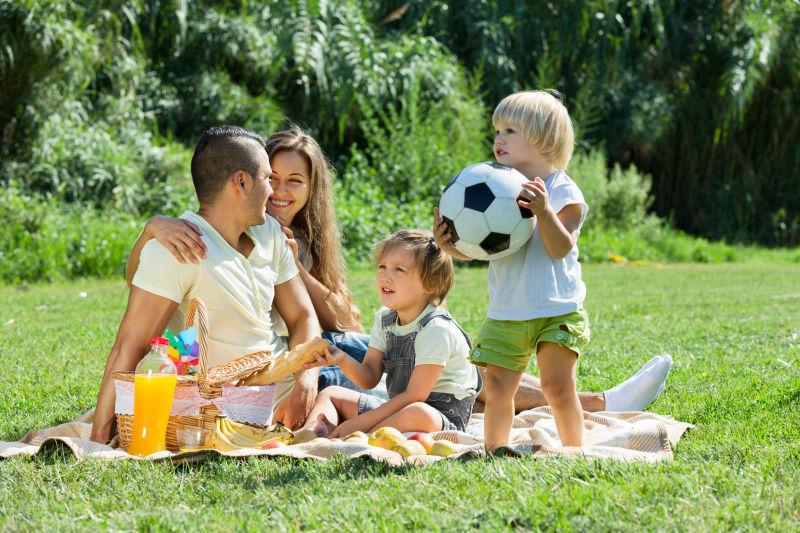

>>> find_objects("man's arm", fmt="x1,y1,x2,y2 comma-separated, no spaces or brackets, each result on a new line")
271,275,322,429
91,287,178,443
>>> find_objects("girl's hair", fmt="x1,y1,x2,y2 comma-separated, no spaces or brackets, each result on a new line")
264,126,361,330
492,90,574,170
373,229,454,306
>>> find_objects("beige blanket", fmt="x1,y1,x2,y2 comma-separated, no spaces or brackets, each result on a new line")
1,408,692,465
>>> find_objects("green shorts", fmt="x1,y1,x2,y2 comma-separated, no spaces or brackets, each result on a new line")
469,308,591,373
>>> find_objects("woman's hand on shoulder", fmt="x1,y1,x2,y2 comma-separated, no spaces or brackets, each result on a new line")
280,226,302,267
148,215,207,264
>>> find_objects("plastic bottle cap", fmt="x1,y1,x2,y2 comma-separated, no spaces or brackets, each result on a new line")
151,336,170,346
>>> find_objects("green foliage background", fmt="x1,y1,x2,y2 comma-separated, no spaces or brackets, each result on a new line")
1,0,798,281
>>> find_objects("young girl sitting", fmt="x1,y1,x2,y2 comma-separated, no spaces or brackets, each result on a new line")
298,229,480,439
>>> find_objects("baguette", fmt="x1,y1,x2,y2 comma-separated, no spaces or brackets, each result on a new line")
240,337,331,385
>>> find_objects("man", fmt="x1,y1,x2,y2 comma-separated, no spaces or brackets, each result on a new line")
91,125,320,443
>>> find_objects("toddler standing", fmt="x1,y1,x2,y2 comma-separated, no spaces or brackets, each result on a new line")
436,90,589,449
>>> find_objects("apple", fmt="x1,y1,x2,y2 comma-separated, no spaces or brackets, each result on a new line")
429,440,458,457
392,440,427,457
368,427,405,450
407,432,434,453
261,439,287,450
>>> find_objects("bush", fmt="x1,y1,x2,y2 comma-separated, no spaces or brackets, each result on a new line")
0,182,142,283
570,151,653,231
570,151,738,263
581,221,739,264
334,85,488,259
1,103,195,216
161,70,285,144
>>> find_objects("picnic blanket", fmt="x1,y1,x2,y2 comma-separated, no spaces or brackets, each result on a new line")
0,407,692,465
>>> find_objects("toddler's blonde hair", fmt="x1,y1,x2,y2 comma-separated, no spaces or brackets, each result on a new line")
373,230,454,307
492,90,574,170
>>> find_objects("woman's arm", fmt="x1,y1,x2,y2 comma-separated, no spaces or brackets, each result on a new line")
280,226,357,332
125,216,206,287
328,364,443,437
297,268,356,332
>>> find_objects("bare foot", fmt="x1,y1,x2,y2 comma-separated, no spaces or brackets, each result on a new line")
292,413,338,444
313,413,337,437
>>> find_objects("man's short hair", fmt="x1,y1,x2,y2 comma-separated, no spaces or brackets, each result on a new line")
190,125,267,203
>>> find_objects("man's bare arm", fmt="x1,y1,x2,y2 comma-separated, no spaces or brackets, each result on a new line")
272,275,322,429
90,287,178,443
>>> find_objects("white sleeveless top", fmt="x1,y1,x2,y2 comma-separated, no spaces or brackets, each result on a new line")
487,170,588,320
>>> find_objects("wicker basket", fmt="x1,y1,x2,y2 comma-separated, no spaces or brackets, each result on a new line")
114,299,274,452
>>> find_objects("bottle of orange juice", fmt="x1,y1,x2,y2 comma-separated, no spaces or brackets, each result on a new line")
127,336,178,456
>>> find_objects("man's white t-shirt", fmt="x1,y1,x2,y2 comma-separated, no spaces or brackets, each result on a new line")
487,170,588,320
133,211,299,408
368,305,479,400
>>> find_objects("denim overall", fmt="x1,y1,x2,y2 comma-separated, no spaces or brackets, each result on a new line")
359,308,480,432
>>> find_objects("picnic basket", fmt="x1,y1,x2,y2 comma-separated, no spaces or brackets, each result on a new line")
113,298,276,452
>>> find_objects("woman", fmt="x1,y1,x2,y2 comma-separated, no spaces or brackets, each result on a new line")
126,126,671,414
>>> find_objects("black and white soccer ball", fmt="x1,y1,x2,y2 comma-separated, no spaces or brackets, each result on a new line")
438,162,535,261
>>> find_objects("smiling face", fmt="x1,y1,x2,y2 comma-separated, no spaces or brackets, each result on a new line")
375,245,431,316
266,150,311,227
244,151,273,226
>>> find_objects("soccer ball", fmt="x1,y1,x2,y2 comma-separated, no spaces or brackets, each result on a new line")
438,162,535,261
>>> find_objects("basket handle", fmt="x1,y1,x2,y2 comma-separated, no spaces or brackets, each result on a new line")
184,298,210,377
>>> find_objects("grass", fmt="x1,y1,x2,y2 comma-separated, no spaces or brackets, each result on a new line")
1,261,799,530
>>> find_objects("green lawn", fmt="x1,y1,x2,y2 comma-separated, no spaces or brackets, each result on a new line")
1,262,799,530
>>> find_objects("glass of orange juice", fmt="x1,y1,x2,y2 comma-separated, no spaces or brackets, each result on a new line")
127,337,178,456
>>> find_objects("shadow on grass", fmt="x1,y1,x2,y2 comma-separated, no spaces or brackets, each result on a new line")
174,453,417,488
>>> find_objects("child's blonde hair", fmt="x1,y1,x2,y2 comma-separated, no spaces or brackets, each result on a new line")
492,90,574,170
373,230,454,306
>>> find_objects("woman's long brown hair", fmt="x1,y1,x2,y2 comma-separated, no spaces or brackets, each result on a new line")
265,127,362,331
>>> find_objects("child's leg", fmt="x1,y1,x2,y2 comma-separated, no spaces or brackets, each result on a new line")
474,368,605,413
536,342,582,446
483,364,524,451
367,402,444,434
298,386,362,437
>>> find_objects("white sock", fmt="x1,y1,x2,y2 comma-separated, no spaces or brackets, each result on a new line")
631,355,664,378
603,354,673,412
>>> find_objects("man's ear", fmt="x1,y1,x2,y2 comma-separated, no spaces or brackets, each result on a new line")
230,170,250,195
